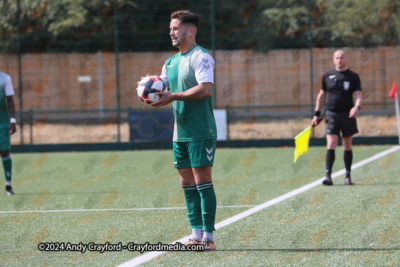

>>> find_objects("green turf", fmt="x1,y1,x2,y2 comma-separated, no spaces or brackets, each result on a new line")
0,145,398,266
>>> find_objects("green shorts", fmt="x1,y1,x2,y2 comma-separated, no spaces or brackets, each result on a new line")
173,139,216,169
0,124,10,151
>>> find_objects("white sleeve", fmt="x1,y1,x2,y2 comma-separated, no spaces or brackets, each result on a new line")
160,63,169,89
5,75,14,96
193,53,214,84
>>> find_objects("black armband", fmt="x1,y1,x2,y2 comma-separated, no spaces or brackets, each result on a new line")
314,111,321,117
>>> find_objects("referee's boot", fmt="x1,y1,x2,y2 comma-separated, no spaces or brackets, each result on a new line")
322,175,333,186
5,185,15,195
344,176,354,186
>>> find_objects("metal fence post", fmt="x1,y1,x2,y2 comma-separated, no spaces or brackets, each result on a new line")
307,0,315,137
29,110,33,145
114,0,121,143
210,0,216,108
17,0,24,145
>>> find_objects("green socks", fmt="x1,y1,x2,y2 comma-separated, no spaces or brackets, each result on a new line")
2,156,12,184
197,182,216,233
182,186,203,229
183,182,217,235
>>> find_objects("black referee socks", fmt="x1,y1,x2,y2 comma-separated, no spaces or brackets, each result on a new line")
326,149,335,177
344,150,353,178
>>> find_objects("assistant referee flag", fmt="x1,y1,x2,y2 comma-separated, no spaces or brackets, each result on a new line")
389,81,397,99
294,126,311,163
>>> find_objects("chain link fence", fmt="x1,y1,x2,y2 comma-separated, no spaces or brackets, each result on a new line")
0,0,398,146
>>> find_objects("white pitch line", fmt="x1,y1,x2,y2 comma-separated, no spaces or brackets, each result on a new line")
118,145,400,267
0,205,256,215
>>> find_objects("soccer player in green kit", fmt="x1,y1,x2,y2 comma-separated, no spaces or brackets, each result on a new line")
151,10,217,251
0,71,16,195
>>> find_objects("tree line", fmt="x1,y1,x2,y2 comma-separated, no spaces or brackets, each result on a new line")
0,0,398,53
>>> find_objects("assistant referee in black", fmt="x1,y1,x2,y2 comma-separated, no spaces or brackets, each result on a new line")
312,50,363,186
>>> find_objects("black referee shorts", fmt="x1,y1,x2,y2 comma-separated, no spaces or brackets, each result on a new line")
325,110,358,137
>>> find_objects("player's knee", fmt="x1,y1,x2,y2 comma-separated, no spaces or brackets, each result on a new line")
327,144,337,150
343,143,352,150
327,139,338,149
194,176,212,185
180,179,196,187
342,138,352,150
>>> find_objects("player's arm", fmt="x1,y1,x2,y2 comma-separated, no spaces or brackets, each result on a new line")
349,74,363,118
312,89,326,126
6,96,16,134
152,53,214,107
152,83,212,107
173,82,212,100
349,90,363,118
5,75,16,135
159,63,169,90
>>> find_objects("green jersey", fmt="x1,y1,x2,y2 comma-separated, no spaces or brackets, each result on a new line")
0,71,13,124
161,45,216,142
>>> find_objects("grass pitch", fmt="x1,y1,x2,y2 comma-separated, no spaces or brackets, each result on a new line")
0,145,398,266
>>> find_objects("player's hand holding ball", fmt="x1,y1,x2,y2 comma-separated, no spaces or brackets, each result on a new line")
150,90,174,108
137,75,168,106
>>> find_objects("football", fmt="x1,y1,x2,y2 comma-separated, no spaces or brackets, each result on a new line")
137,75,168,105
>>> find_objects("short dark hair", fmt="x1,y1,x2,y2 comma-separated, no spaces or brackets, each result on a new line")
171,10,200,28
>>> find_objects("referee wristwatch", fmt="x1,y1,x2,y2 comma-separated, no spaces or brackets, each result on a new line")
355,105,361,111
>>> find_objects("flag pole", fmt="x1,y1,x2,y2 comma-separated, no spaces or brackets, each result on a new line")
395,93,400,145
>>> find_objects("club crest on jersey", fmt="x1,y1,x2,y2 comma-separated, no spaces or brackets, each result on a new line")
344,81,350,90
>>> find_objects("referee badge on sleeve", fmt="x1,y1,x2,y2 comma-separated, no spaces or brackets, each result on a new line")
344,81,350,90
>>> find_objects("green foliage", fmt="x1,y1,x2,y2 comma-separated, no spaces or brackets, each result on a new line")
0,0,399,53
0,0,138,53
258,0,400,49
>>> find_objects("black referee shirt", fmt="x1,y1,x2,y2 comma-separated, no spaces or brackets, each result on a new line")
322,69,362,112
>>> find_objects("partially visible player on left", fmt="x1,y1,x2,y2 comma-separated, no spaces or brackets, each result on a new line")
0,71,16,195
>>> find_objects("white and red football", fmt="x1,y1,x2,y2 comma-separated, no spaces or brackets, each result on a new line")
137,75,168,105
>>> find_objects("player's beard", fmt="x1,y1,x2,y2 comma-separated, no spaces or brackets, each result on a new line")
172,31,187,48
